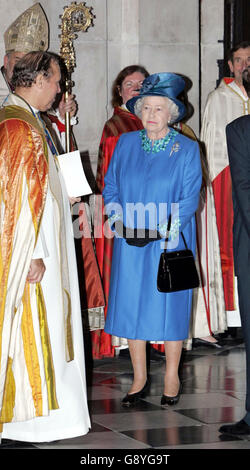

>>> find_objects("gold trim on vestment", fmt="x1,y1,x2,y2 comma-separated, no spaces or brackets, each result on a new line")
36,284,59,410
225,81,250,114
0,172,23,369
21,283,43,417
36,112,75,363
64,289,74,362
0,95,76,425
0,358,15,423
0,102,51,423
0,105,46,141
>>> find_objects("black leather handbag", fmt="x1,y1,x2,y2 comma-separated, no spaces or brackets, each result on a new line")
157,217,199,293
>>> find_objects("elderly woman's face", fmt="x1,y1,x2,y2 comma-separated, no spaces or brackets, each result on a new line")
119,71,145,104
141,96,171,139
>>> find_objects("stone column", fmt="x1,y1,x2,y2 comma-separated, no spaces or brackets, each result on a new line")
0,0,36,64
200,0,224,119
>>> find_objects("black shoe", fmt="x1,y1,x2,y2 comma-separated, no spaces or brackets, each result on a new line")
119,348,130,359
219,327,239,339
219,419,250,436
192,338,223,349
121,380,149,407
161,384,182,407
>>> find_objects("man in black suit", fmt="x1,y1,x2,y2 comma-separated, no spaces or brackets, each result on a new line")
219,68,250,436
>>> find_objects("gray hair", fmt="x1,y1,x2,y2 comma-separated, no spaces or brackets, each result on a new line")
134,96,179,124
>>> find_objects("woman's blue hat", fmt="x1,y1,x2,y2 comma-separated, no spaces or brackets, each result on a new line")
126,72,186,122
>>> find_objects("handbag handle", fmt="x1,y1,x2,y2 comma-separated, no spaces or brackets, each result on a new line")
164,215,188,253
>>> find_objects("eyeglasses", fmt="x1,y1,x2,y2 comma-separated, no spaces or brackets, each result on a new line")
122,80,144,89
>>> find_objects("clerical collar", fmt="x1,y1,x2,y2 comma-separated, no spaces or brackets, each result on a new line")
229,80,249,101
31,106,39,114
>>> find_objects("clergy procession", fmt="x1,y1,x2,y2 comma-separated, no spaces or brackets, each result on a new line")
0,1,250,452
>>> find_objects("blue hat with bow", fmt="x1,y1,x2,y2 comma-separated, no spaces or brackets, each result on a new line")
126,72,186,122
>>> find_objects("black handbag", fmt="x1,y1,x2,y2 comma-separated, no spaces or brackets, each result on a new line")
157,217,199,293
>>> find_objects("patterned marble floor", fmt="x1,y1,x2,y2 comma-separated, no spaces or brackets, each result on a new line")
2,333,250,459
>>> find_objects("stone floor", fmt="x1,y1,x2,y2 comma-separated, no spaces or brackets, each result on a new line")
2,334,250,460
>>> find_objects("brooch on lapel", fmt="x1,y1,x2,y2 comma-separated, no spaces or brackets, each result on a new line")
170,142,180,157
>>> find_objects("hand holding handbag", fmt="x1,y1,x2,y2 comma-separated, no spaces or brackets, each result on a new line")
157,216,199,293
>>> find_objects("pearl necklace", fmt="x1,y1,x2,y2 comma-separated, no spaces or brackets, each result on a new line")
140,128,178,154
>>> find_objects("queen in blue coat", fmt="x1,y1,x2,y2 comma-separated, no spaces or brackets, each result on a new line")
103,73,202,407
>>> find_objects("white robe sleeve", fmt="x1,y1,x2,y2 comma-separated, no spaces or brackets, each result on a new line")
32,225,49,259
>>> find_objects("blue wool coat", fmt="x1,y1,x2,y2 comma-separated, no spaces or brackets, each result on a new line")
103,130,202,341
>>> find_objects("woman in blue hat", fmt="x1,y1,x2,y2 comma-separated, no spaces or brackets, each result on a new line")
103,73,202,407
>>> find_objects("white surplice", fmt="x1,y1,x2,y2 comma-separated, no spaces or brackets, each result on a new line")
2,94,90,442
190,79,250,340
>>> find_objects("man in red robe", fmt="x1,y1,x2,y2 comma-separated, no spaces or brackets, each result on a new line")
199,41,250,335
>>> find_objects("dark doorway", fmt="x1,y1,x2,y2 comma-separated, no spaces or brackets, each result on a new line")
223,0,250,77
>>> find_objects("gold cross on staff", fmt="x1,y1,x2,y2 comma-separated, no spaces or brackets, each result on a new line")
59,2,95,152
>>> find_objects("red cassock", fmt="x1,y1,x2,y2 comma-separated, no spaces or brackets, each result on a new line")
212,167,234,310
93,107,145,358
47,111,105,339
199,77,249,314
